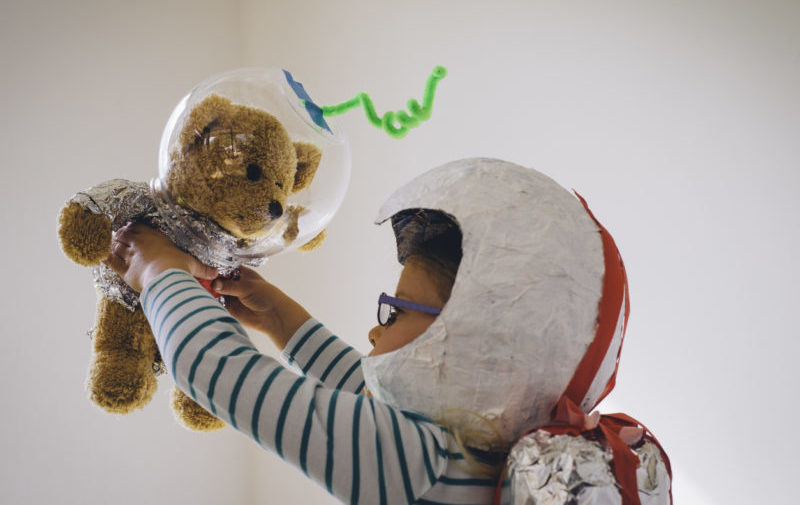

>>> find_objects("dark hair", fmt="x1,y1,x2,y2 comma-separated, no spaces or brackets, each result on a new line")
391,209,463,300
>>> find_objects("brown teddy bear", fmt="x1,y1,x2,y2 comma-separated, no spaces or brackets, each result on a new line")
57,94,324,431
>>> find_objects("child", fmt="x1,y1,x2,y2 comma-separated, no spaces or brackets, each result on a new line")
106,158,671,505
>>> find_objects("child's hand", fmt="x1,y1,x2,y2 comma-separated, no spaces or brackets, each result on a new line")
212,266,312,350
104,223,217,293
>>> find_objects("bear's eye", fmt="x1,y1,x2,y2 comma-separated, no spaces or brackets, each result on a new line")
246,163,263,181
275,181,284,189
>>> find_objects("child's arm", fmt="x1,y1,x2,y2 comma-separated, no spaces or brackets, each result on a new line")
280,318,365,394
209,266,311,351
210,267,365,394
108,225,364,393
143,270,448,504
107,226,450,503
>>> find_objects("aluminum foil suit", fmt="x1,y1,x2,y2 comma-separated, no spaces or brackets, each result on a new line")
359,158,671,504
67,178,274,312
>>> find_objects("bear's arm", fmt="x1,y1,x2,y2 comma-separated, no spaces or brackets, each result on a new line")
58,179,154,266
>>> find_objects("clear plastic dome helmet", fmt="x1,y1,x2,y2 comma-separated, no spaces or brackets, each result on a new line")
153,68,350,266
361,158,629,451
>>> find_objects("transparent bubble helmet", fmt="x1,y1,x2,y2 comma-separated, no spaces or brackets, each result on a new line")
154,67,350,264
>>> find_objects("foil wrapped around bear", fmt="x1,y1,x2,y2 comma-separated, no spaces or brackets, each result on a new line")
67,179,283,311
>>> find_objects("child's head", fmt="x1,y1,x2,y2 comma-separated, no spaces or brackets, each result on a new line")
392,209,463,290
368,209,462,356
361,159,629,453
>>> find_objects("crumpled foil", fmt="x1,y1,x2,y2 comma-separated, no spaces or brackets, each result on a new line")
69,178,269,312
73,180,158,311
504,431,671,505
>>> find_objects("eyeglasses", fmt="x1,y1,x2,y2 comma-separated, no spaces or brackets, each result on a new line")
377,292,442,326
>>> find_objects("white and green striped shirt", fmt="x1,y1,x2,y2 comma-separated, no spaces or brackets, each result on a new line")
141,269,505,505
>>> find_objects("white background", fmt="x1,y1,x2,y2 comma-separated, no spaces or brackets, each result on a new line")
2,1,798,504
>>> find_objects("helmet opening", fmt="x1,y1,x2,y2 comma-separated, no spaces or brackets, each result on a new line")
391,208,463,302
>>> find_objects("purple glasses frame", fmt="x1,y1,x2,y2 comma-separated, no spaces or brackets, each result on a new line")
377,292,442,326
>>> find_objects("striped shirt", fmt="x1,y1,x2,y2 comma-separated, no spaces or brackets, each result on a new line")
141,269,503,505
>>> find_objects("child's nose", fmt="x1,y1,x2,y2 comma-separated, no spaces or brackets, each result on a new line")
368,325,384,347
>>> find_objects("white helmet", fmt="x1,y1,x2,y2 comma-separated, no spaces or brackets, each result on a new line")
360,158,628,450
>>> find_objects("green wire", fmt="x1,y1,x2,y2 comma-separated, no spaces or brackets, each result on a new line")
320,66,447,139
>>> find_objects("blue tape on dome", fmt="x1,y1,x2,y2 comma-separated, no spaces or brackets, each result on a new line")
283,70,331,134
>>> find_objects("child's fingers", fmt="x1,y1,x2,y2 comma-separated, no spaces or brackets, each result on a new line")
113,226,134,246
109,239,130,259
111,236,131,251
103,249,126,276
213,266,267,293
222,296,248,318
113,222,149,246
187,258,218,280
236,266,262,281
211,277,250,296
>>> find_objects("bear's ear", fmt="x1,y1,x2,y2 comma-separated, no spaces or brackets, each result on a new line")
291,142,322,193
180,94,232,152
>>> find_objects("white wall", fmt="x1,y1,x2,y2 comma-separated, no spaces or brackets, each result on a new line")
2,1,798,504
0,2,254,504
243,2,800,503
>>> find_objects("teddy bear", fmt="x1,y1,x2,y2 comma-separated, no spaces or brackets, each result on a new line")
57,93,324,431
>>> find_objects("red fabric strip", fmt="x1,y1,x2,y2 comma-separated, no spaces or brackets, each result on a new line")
493,194,671,505
562,191,629,409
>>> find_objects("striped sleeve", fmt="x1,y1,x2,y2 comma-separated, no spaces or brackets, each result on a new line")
141,269,449,505
281,318,365,394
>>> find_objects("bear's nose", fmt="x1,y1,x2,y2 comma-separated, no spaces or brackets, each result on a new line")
268,201,283,219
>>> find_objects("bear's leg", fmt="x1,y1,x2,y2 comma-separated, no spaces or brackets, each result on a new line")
87,296,158,414
170,386,225,432
298,228,326,251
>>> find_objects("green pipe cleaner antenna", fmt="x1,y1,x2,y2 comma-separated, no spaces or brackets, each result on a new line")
319,66,447,139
